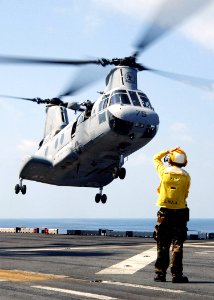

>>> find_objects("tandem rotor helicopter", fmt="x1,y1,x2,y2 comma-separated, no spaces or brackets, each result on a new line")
0,0,213,203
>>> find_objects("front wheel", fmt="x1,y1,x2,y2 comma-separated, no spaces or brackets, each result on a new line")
101,194,107,204
119,167,126,180
21,185,27,195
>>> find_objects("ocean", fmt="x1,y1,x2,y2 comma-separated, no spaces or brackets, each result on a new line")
0,218,213,234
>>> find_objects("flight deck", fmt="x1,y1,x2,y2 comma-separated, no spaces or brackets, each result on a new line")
0,233,213,299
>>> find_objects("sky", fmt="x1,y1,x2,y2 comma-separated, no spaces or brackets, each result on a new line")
0,0,214,219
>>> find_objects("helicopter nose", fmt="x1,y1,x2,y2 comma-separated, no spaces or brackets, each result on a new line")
108,105,159,126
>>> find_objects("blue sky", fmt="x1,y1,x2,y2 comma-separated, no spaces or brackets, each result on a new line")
0,0,214,219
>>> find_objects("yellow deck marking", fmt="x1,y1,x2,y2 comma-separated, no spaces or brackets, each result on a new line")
0,269,66,282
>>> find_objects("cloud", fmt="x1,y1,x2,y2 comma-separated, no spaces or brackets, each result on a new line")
182,3,214,51
82,14,102,35
93,0,214,52
93,0,161,20
17,139,37,154
169,122,194,143
127,152,151,167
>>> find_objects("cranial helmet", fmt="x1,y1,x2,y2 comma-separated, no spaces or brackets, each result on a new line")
169,148,187,165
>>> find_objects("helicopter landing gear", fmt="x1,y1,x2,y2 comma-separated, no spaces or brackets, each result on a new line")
15,179,27,195
113,167,126,179
113,154,126,180
95,187,107,204
119,167,126,179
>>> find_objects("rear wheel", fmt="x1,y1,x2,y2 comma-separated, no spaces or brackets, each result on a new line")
15,184,20,194
21,185,27,195
101,194,107,204
95,193,101,203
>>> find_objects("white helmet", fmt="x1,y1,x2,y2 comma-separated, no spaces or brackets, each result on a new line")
169,148,187,165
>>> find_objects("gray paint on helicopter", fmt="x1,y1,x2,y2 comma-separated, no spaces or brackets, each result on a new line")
19,66,159,194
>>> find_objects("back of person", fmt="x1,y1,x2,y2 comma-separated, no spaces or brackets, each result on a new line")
158,166,189,209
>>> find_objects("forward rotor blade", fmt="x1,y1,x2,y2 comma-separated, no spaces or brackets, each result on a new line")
0,55,100,66
145,68,214,91
59,65,111,97
133,0,212,57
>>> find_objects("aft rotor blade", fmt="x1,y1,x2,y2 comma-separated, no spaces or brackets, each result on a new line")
59,65,111,97
0,55,100,66
0,94,48,104
145,68,214,91
0,94,36,101
133,0,212,57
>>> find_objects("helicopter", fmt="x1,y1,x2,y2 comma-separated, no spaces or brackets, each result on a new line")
0,0,213,204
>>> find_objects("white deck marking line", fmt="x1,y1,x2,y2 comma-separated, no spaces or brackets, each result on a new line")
102,280,185,294
102,281,185,294
97,246,156,275
195,251,214,255
32,285,118,300
185,244,214,248
5,244,147,252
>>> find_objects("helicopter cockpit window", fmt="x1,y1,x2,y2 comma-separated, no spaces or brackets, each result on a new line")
129,91,141,106
138,92,152,109
99,95,109,112
109,90,130,106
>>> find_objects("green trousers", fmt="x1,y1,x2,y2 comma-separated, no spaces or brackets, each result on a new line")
153,207,189,277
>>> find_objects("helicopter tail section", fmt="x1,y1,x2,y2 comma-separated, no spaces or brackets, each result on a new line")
43,105,69,144
19,155,52,182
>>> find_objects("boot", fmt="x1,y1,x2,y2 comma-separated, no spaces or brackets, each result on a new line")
154,273,166,282
172,275,189,283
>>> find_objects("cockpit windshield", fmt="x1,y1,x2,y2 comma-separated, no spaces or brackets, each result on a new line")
129,91,141,106
109,90,131,106
137,92,152,109
108,89,153,109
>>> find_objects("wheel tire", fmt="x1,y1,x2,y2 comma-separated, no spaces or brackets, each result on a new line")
101,194,107,204
21,185,27,195
95,193,101,203
119,167,126,180
15,184,20,194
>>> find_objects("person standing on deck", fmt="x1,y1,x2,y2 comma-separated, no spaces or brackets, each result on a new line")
153,147,190,283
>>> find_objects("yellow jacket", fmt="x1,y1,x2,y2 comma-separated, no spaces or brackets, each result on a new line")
153,150,191,209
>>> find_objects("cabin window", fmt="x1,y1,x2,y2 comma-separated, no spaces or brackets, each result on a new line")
54,138,58,149
129,91,141,106
45,147,49,156
71,121,77,136
60,133,64,144
138,92,152,109
109,91,130,106
99,112,106,124
77,113,85,125
60,107,69,123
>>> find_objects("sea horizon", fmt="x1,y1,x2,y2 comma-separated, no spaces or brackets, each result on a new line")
0,217,213,234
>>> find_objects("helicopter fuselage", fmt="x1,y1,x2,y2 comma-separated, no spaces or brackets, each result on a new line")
20,88,159,189
18,66,159,195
